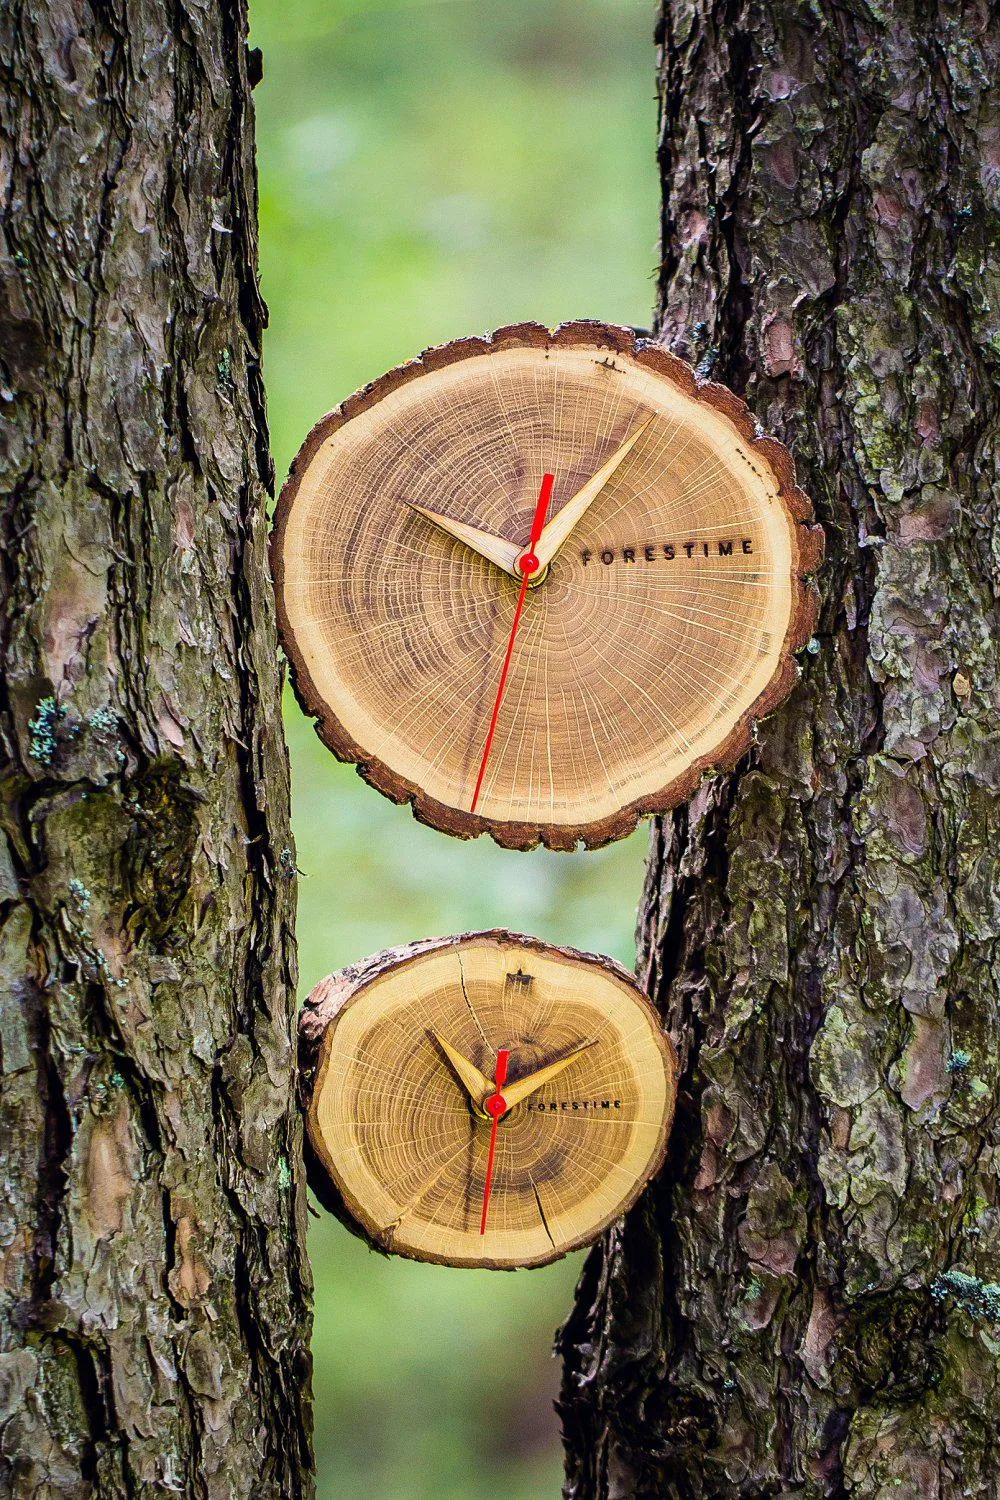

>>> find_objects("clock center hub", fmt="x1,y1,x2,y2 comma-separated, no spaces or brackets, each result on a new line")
516,551,549,587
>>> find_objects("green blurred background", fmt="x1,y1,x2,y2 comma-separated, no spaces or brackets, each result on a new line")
251,2,658,1493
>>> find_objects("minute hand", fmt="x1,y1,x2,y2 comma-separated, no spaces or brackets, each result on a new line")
501,1039,599,1110
406,502,522,580
531,416,654,571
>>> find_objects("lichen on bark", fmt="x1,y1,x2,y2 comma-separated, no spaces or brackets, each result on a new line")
0,2,312,1496
560,1,1000,1495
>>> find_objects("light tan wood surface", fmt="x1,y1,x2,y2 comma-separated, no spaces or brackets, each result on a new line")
299,931,678,1269
273,322,823,849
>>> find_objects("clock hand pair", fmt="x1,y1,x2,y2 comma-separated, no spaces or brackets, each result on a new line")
433,1029,600,1235
405,413,653,581
433,1029,599,1114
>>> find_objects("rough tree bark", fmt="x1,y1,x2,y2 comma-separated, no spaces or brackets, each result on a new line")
0,4,312,1497
561,2,1000,1496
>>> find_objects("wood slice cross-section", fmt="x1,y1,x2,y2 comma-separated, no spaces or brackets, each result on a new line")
299,931,678,1269
272,321,824,850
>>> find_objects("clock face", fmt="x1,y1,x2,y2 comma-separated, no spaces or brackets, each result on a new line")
303,932,677,1269
273,322,820,850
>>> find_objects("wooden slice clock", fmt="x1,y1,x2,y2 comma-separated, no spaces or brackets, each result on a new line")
272,321,823,850
299,930,677,1269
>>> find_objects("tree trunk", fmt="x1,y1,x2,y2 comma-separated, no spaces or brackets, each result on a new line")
560,3,1000,1496
0,4,312,1497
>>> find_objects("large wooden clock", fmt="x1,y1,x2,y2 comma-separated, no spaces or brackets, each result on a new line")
272,321,822,849
299,931,678,1269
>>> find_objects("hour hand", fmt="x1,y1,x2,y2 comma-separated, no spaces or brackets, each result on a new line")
406,502,522,580
430,1030,492,1106
532,415,654,570
501,1039,599,1109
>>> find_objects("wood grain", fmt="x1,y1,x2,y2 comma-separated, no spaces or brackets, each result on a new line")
272,322,823,850
299,931,678,1269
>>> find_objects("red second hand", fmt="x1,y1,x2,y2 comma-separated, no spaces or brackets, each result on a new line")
470,473,555,814
479,1048,510,1236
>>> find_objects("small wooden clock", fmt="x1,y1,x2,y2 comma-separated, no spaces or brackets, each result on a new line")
272,321,823,851
299,931,677,1269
